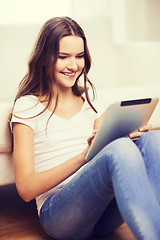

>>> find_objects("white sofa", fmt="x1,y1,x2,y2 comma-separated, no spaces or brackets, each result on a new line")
0,85,160,186
0,102,14,185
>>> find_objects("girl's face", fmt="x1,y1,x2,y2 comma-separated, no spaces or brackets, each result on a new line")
54,35,85,91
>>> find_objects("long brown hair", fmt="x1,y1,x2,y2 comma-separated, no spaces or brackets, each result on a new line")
11,16,97,126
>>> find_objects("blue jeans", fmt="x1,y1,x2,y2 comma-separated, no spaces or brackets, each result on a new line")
40,131,160,240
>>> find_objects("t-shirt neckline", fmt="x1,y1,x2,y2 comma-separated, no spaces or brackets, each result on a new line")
32,95,86,121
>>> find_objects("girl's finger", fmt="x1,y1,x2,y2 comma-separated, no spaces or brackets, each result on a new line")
138,123,152,132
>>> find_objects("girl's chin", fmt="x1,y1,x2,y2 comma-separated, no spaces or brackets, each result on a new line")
57,82,76,90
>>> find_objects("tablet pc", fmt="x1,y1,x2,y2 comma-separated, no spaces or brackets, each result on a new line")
86,97,159,161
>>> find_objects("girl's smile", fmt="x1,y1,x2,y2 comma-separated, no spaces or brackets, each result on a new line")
60,71,77,78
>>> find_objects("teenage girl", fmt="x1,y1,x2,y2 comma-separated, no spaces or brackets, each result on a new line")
10,17,160,240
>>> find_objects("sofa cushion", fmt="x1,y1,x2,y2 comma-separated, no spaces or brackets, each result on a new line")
0,153,14,185
0,102,13,152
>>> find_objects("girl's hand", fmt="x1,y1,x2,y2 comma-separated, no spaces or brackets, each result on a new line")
81,129,98,160
128,123,152,141
87,129,98,146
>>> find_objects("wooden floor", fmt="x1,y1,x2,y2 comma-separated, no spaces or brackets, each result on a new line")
0,184,135,240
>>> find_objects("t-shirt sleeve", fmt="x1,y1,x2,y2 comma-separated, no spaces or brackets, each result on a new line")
10,96,38,132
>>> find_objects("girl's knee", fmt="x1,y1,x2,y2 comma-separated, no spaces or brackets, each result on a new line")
105,137,139,158
101,137,142,171
97,137,145,182
136,131,160,166
137,130,160,149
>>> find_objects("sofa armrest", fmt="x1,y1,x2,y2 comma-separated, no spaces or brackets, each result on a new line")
0,102,12,153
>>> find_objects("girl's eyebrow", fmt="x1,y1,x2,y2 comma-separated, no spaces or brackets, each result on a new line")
77,51,85,55
59,51,85,55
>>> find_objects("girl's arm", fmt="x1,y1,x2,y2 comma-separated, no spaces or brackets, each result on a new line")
13,123,88,202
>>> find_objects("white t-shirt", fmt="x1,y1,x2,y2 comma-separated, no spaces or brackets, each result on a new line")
11,93,106,215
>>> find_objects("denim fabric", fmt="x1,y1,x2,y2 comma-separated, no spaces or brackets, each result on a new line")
40,131,160,240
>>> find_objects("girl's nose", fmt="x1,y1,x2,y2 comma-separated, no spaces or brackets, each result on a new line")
67,58,78,71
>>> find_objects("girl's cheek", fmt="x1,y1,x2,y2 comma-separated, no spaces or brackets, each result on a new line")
78,59,85,69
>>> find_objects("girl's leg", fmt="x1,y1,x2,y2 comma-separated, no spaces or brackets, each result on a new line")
136,130,160,204
40,137,160,240
93,197,124,238
93,135,160,239
40,143,124,240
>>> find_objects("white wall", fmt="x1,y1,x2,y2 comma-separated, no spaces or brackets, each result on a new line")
0,0,72,25
110,0,160,87
125,0,160,41
115,42,160,86
0,24,41,100
145,0,160,41
111,0,160,42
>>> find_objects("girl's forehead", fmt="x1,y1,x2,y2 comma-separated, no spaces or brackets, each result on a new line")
59,35,84,53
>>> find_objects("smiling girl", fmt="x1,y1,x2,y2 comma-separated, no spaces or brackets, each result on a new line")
10,17,160,240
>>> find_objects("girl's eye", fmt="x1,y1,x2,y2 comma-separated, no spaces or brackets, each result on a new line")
58,54,84,60
77,54,84,59
59,56,67,59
